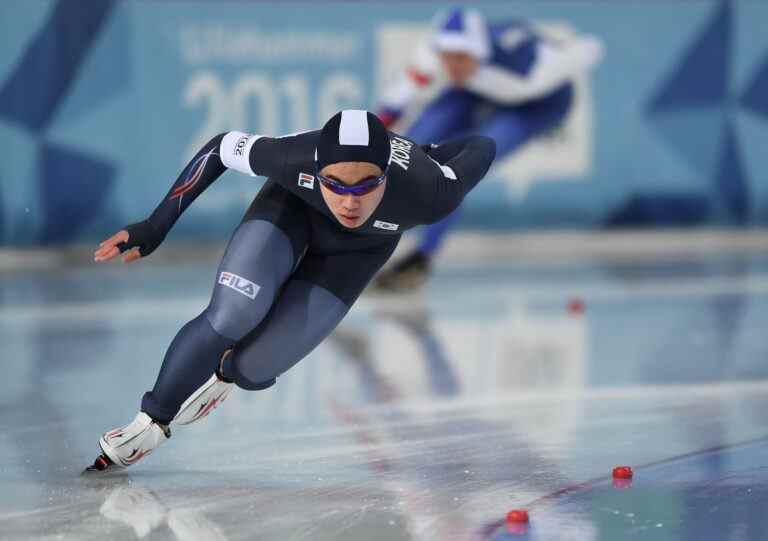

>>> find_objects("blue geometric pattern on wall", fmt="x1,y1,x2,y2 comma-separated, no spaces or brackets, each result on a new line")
0,0,116,132
648,0,731,109
740,54,768,119
639,0,763,225
716,120,749,223
1,0,766,243
39,143,116,244
0,0,117,244
605,193,711,227
646,110,725,177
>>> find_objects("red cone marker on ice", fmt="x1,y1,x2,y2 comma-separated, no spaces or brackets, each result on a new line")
506,522,530,535
612,465,634,488
613,478,633,489
613,466,633,479
506,509,529,523
567,298,585,315
505,509,530,535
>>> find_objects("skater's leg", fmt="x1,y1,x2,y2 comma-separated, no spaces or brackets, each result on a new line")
406,88,477,144
414,96,553,259
140,313,233,424
417,209,463,255
407,88,476,256
375,90,477,292
373,208,459,292
142,184,309,423
376,87,574,292
476,84,573,156
223,240,399,388
420,88,573,256
223,281,348,389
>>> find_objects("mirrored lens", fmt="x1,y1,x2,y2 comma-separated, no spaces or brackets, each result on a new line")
319,175,384,196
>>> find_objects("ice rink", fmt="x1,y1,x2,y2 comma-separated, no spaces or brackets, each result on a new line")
1,233,767,540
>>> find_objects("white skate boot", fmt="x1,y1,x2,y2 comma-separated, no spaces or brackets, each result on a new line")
86,412,170,471
173,373,233,425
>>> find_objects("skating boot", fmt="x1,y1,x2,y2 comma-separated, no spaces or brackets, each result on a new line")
173,372,233,425
371,250,432,292
85,412,170,472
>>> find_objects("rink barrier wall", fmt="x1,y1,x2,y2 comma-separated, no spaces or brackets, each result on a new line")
0,0,766,245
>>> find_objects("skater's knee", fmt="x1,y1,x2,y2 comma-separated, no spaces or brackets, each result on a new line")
227,348,279,391
205,292,274,341
234,374,277,391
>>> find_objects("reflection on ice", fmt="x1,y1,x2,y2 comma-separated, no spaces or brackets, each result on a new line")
101,485,166,538
1,251,768,539
100,484,227,540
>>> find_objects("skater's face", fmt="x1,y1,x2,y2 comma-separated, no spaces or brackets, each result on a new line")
440,51,478,86
319,162,386,229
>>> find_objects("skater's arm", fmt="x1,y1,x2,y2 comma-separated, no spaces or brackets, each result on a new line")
377,68,431,128
146,130,288,237
218,131,289,179
95,130,294,263
465,35,604,105
376,40,441,127
148,133,229,234
425,135,496,221
95,133,229,263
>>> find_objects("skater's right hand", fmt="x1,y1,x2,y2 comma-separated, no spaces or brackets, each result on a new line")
94,220,164,263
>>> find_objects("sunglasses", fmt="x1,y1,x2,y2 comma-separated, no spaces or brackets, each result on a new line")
314,166,387,196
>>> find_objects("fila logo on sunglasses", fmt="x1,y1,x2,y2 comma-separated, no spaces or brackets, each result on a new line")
298,173,315,189
373,220,399,231
219,272,260,299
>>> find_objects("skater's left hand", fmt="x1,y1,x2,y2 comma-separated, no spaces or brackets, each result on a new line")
94,229,140,263
94,220,165,264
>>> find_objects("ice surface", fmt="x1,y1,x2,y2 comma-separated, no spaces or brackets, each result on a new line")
1,250,767,540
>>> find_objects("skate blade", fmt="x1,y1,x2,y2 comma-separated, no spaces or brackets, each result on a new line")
82,454,122,475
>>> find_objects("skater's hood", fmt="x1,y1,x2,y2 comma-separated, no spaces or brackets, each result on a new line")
315,110,391,171
432,7,490,61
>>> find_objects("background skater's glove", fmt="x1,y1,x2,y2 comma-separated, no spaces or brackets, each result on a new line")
116,220,165,258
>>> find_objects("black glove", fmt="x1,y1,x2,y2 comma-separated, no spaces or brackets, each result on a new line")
420,143,439,156
116,220,165,258
421,136,482,165
421,142,454,165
